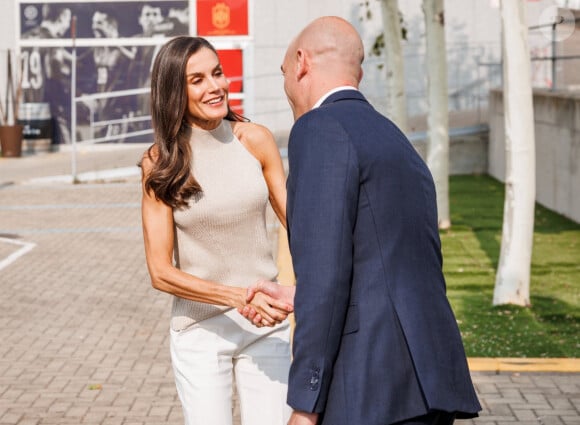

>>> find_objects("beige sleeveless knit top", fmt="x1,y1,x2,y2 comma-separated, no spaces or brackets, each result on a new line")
170,120,278,331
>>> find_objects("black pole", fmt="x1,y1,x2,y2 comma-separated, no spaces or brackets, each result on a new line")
551,22,557,91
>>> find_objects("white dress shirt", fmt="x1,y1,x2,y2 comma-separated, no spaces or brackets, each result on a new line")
312,86,359,109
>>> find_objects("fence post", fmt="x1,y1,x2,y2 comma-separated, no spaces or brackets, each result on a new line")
70,15,78,182
551,21,557,91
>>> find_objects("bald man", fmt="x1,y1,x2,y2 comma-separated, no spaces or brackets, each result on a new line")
243,16,481,425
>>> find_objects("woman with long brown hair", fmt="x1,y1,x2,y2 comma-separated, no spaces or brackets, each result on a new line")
140,36,292,425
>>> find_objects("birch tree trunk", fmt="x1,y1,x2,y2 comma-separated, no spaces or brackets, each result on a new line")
422,0,450,229
493,0,536,306
380,0,407,133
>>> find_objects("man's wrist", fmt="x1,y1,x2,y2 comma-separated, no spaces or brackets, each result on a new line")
289,410,319,425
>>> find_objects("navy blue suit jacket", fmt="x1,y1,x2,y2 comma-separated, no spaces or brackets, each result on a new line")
286,90,481,425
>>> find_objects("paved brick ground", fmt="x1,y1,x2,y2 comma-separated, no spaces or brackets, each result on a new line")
0,181,184,425
0,149,578,425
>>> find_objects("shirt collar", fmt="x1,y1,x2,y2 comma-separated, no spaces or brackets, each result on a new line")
312,86,359,109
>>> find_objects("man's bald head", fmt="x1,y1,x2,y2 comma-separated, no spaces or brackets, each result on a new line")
295,16,364,77
281,16,364,120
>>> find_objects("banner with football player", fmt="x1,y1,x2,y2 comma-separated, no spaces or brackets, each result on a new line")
18,1,190,144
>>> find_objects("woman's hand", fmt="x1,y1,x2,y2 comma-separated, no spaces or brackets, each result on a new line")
246,291,292,327
238,280,295,327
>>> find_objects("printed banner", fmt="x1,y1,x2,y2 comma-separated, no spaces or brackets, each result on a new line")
196,0,248,36
18,1,190,144
20,1,189,39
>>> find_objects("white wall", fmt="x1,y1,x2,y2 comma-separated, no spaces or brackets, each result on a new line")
0,0,18,121
0,1,16,52
251,0,384,135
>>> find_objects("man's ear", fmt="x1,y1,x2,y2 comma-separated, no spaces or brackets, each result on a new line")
296,48,308,81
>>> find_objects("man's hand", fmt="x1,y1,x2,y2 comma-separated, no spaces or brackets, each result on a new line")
237,280,295,327
288,411,318,425
247,280,295,305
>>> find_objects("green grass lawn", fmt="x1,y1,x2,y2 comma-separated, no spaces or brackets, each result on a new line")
443,175,579,357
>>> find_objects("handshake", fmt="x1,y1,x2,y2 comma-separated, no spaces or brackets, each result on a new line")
237,280,296,327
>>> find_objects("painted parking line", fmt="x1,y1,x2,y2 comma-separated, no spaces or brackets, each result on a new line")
0,237,36,271
0,203,140,211
0,227,141,235
23,166,141,185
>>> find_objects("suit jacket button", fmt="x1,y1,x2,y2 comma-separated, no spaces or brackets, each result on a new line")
309,368,320,389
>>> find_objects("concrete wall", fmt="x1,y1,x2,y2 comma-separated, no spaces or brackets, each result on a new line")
412,132,489,175
488,88,580,223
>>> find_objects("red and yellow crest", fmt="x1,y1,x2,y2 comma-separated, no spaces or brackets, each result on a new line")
197,0,248,36
212,2,230,29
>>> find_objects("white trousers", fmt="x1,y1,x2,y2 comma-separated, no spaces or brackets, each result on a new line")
170,308,292,425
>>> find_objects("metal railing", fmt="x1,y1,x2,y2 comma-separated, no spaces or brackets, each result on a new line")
528,15,580,91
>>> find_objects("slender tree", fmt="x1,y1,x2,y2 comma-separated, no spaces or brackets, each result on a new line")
493,0,536,306
380,0,408,132
422,0,450,229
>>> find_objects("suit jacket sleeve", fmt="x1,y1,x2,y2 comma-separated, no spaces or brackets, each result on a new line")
286,111,358,413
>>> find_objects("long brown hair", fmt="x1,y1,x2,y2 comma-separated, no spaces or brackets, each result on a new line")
141,36,246,208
